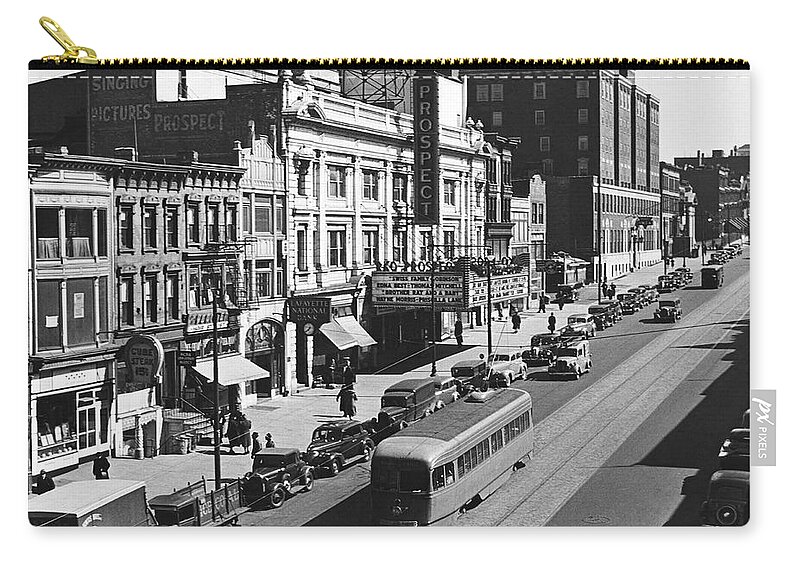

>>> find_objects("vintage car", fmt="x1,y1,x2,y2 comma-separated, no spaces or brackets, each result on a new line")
378,378,439,425
561,314,597,339
587,305,613,330
669,271,687,288
653,299,682,322
700,470,749,526
637,284,660,304
709,252,727,265
556,282,582,303
432,376,460,408
488,351,528,387
628,286,650,306
718,428,750,471
450,360,487,393
656,275,676,294
304,420,375,476
241,448,314,509
599,299,623,322
524,333,563,366
616,292,640,314
548,339,592,380
674,266,693,282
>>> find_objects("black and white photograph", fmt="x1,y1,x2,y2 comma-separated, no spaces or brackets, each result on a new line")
25,62,751,528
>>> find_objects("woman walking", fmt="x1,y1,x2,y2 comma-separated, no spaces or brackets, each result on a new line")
336,384,358,420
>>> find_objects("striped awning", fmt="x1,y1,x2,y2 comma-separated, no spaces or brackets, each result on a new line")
727,217,749,232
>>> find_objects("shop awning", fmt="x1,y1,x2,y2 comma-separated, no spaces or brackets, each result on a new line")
336,315,377,348
728,217,749,232
192,355,269,387
318,320,359,351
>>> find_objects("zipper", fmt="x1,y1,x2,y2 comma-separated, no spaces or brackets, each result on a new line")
36,16,748,69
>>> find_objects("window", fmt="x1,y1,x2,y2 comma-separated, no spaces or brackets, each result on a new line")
225,206,237,242
188,270,201,309
534,110,545,125
275,196,285,234
392,174,407,202
577,158,589,176
501,197,511,222
297,228,308,271
533,82,546,99
254,196,273,233
36,208,60,259
491,111,503,127
393,231,407,262
328,230,346,267
186,204,199,243
490,83,504,101
206,205,219,243
363,230,378,265
502,161,511,185
144,275,158,323
142,206,157,250
444,230,455,259
485,158,497,184
486,195,498,222
542,159,554,175
362,170,378,200
578,108,589,124
539,136,550,152
165,207,179,248
119,276,134,326
97,210,107,257
420,231,432,261
312,162,320,197
576,80,589,98
166,274,179,320
255,260,273,298
328,166,346,198
444,179,456,205
65,209,93,258
476,84,489,102
242,199,252,235
578,135,589,151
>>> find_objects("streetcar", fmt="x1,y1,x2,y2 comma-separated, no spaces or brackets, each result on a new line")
370,388,533,526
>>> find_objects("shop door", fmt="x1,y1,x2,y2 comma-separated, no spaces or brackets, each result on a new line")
77,390,100,452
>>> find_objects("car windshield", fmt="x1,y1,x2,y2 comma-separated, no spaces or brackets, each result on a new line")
568,316,587,324
492,354,510,361
617,294,632,300
253,455,286,470
659,301,676,307
381,394,410,408
312,428,341,442
588,307,604,314
452,367,478,377
557,347,578,357
532,336,556,346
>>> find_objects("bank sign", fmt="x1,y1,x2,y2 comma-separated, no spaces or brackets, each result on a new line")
413,73,439,226
123,335,164,391
287,296,332,325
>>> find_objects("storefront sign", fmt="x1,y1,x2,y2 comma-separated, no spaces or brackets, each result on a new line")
372,272,466,310
467,273,529,307
413,73,439,226
123,335,164,389
177,351,197,367
185,309,229,334
287,296,331,325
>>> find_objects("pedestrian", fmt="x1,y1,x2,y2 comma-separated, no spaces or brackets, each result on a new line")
602,281,608,299
240,414,252,454
511,311,521,333
33,469,55,495
610,283,617,299
454,316,464,346
670,257,676,268
336,384,358,420
226,413,240,454
342,357,356,385
250,432,262,458
537,292,547,313
92,452,110,480
557,296,565,311
328,357,338,386
548,312,557,334
264,432,276,448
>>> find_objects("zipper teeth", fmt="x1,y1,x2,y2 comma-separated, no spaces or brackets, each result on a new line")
85,57,749,68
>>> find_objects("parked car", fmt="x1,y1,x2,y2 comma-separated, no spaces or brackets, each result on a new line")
653,299,682,322
674,267,693,281
379,378,438,425
548,339,592,380
304,420,375,476
657,275,676,294
150,478,247,526
628,286,649,306
241,448,314,509
616,292,640,314
599,299,623,322
669,271,687,288
587,305,613,330
433,376,460,408
488,351,528,387
556,282,582,303
562,313,597,339
709,252,727,265
449,359,487,393
700,470,749,526
637,284,660,303
525,333,564,366
718,428,750,471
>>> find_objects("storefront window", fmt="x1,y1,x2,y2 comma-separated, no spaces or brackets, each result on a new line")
65,208,93,258
37,393,78,460
35,208,60,259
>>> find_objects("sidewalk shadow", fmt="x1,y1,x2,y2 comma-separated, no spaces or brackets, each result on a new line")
374,344,477,375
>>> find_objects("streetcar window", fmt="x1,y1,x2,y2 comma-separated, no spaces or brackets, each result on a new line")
445,463,455,485
433,466,446,490
399,470,429,493
457,456,465,477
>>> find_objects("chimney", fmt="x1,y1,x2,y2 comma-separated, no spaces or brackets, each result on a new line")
178,69,188,100
114,147,138,161
712,149,723,158
700,152,705,166
270,124,277,148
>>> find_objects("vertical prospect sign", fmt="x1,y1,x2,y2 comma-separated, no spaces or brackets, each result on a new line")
413,73,439,225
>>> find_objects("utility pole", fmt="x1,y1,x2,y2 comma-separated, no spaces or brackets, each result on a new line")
596,184,603,303
429,240,437,377
211,268,221,490
486,254,493,358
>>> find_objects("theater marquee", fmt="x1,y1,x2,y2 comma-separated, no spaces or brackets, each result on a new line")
413,73,439,226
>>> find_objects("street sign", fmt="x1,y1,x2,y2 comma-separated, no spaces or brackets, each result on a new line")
177,351,197,367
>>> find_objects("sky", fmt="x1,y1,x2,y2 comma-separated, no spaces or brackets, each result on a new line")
636,70,750,162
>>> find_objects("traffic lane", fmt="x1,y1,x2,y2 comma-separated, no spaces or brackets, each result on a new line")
546,306,749,526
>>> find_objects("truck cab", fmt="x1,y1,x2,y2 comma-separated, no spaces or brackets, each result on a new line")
379,378,439,424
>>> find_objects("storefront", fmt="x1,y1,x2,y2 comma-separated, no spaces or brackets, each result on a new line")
244,319,285,398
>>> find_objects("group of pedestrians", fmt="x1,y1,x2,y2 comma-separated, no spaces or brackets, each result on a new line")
601,280,617,301
224,410,276,458
32,452,112,495
537,291,565,313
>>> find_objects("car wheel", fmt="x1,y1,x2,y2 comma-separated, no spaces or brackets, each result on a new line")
435,401,445,411
281,474,291,492
362,442,374,463
268,486,286,509
329,459,340,476
715,505,739,526
302,471,314,492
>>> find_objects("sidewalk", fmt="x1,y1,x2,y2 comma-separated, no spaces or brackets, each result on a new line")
50,256,705,497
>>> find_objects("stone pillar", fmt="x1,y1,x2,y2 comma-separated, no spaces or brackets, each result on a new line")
58,208,66,261
134,415,144,460
353,158,363,269
60,280,68,349
318,153,328,273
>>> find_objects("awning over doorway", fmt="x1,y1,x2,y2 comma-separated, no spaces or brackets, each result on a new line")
192,355,270,387
728,217,749,232
336,315,377,347
319,320,358,351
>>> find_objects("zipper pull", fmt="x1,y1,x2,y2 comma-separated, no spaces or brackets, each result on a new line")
39,16,98,64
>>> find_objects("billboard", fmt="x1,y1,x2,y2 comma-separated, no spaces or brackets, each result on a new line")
413,73,439,225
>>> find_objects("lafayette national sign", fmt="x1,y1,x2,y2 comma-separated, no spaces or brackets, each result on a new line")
413,73,439,226
287,296,331,325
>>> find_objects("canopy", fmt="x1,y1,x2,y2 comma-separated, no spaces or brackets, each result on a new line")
336,316,377,347
319,316,376,351
192,355,269,386
727,217,749,232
